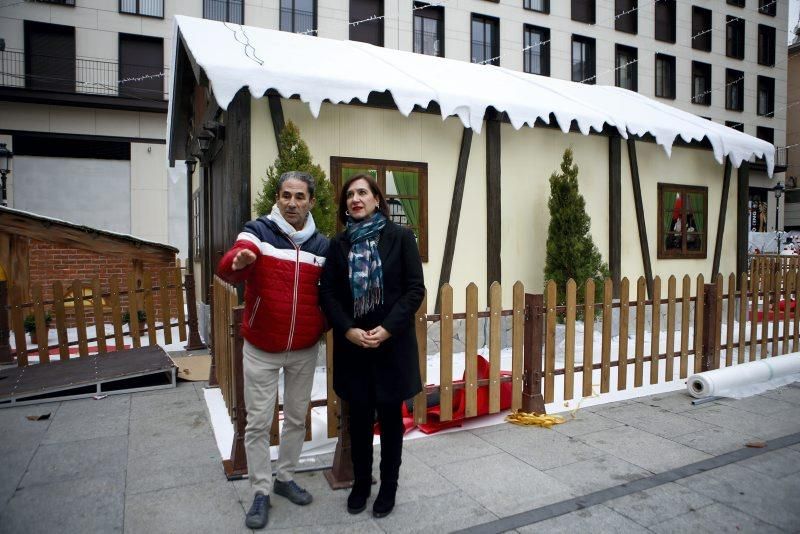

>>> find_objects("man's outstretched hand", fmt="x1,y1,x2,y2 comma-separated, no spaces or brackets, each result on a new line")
232,249,257,271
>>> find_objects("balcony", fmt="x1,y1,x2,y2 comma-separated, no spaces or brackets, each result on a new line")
750,145,788,174
0,49,168,112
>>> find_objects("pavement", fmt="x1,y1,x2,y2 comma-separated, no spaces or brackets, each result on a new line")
2,376,800,533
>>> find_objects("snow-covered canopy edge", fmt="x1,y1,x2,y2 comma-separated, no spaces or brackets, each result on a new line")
169,15,775,176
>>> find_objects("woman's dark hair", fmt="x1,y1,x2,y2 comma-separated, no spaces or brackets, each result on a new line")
338,173,390,224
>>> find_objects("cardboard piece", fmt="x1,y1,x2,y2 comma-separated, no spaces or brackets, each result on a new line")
170,354,211,382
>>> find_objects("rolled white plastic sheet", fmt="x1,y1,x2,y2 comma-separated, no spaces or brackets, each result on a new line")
687,354,800,398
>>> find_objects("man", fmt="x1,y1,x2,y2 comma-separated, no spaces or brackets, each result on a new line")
217,171,329,529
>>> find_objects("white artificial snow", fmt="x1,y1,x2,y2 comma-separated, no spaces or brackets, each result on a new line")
169,15,775,175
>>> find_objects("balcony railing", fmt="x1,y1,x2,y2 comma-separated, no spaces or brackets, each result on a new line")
0,49,168,101
750,145,788,171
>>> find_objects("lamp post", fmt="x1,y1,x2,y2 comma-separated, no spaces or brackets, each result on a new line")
182,155,205,350
772,181,785,232
0,142,13,207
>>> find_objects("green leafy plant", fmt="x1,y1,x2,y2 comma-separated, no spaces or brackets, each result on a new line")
122,310,147,324
253,121,336,237
544,148,610,311
23,312,52,334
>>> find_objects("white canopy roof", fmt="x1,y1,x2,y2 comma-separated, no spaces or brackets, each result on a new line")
170,15,775,175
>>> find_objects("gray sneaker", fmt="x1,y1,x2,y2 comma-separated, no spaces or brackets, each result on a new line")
273,479,313,505
245,492,270,529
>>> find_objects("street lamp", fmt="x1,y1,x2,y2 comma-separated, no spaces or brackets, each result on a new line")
0,142,13,207
772,181,785,232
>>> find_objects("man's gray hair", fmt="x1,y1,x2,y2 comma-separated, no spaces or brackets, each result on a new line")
278,171,316,198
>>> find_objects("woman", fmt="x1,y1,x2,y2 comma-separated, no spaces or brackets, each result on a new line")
320,173,425,519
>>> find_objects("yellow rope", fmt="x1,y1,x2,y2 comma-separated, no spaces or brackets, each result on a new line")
505,411,566,428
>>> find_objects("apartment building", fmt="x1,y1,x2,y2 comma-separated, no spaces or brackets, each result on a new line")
0,0,789,252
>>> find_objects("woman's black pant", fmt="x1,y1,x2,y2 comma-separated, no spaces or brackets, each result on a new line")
348,394,404,484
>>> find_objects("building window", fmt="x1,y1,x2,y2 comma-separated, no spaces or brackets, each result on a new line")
758,24,776,66
691,61,712,106
725,69,744,111
524,0,549,13
725,121,744,132
571,35,595,84
413,2,444,57
24,21,76,93
726,15,745,59
118,34,163,99
523,25,550,76
120,0,163,17
658,184,708,259
331,157,429,262
203,0,243,23
655,53,675,99
280,0,316,34
571,0,595,24
471,14,499,66
615,0,637,34
756,126,774,144
757,75,774,117
351,0,384,46
727,0,745,6
655,0,676,43
615,44,637,91
692,6,712,51
758,0,776,16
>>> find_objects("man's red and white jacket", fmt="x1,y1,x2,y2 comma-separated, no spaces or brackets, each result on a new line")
216,217,329,353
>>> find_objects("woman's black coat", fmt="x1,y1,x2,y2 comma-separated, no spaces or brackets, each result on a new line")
319,221,425,404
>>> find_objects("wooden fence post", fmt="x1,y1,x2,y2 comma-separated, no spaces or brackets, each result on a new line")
223,306,248,479
208,283,219,387
324,400,355,489
522,293,546,414
0,281,12,364
184,270,206,351
701,283,717,372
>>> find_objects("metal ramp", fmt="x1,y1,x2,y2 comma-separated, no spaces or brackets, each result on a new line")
0,346,176,407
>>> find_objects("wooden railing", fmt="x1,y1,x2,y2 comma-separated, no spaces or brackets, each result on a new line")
0,265,202,366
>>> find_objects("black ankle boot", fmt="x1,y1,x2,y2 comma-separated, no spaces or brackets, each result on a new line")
372,482,397,518
347,479,371,514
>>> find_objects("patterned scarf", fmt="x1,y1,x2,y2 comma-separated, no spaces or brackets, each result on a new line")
347,211,387,317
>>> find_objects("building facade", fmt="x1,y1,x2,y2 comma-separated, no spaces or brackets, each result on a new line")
0,0,789,255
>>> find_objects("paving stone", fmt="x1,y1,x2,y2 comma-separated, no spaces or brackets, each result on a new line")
543,453,651,495
633,393,720,414
129,387,203,420
585,399,639,413
0,472,125,534
758,383,800,405
550,410,623,438
127,403,212,453
125,435,221,495
21,434,127,488
41,395,130,444
577,425,711,472
517,504,651,533
682,403,800,440
605,482,714,527
668,425,759,456
125,479,245,534
736,447,800,479
371,489,497,533
0,448,36,518
478,424,601,470
648,502,784,534
0,403,58,453
598,402,709,438
675,463,800,531
396,447,460,503
715,394,799,417
404,428,503,467
434,452,575,517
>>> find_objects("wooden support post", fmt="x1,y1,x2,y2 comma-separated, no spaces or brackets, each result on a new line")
208,283,218,387
0,281,11,364
609,135,622,296
701,283,717,372
627,139,654,299
223,306,248,479
486,117,501,298
268,93,286,155
736,162,750,281
324,400,355,489
522,293,546,414
184,270,206,350
712,158,732,280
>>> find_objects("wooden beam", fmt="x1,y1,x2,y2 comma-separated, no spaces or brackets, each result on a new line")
268,93,286,154
712,158,733,279
486,117,501,298
627,139,653,298
736,162,750,280
609,135,621,296
435,128,473,313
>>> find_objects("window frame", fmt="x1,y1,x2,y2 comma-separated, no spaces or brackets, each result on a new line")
413,2,445,57
571,0,596,24
350,0,384,46
471,13,500,66
203,0,244,23
615,44,637,91
654,0,676,43
330,156,429,262
654,53,676,99
615,0,637,34
726,15,745,59
756,126,774,144
523,0,549,14
523,24,550,76
758,24,775,66
758,0,776,16
279,0,318,34
118,33,164,100
691,6,712,52
727,0,745,6
725,120,744,132
571,34,596,84
657,183,709,260
725,68,744,111
757,75,775,117
691,61,712,106
119,0,164,18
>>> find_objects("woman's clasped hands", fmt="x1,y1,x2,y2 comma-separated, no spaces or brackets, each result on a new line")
345,326,391,349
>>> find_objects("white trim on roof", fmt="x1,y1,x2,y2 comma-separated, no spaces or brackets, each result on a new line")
169,15,775,176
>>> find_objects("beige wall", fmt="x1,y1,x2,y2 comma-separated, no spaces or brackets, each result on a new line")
789,44,800,188
252,97,739,310
131,143,169,244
